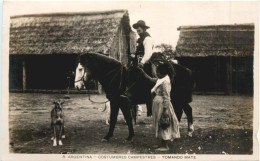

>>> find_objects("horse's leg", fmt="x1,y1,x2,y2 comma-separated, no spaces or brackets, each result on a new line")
51,123,54,140
120,105,134,141
182,103,194,136
145,91,152,117
130,105,137,125
103,102,119,141
172,101,183,122
182,103,193,124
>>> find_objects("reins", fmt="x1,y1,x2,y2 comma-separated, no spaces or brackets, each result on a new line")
88,93,109,104
75,62,139,105
87,65,123,105
74,71,86,83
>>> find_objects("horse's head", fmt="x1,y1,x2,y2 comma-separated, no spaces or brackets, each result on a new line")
74,53,124,91
74,62,91,90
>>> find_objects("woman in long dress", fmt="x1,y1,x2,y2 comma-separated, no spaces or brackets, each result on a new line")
151,63,180,151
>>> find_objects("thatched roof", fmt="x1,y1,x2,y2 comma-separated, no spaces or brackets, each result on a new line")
10,10,131,55
175,24,254,57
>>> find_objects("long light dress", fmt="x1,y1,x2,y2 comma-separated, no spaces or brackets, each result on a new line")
152,76,180,140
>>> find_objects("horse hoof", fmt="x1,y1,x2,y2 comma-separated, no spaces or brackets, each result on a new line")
188,124,194,132
53,142,57,146
188,123,194,137
59,140,63,146
51,137,54,140
123,139,132,144
62,135,66,139
125,136,134,143
101,138,109,142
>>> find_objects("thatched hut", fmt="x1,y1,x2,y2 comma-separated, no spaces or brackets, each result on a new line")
9,10,135,93
175,24,254,94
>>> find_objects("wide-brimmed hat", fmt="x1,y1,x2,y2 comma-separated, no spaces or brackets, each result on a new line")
133,20,150,29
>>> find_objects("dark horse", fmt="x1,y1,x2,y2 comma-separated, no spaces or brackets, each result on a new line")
74,53,156,141
74,53,194,142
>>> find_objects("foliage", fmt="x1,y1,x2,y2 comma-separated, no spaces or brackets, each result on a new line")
155,43,176,60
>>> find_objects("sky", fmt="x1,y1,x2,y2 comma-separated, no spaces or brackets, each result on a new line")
3,1,259,48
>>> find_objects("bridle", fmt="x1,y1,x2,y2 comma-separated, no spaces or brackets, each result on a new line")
74,71,86,83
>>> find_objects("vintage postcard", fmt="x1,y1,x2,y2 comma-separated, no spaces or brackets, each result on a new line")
2,1,259,161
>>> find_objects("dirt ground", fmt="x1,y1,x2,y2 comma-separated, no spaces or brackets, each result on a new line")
9,93,253,154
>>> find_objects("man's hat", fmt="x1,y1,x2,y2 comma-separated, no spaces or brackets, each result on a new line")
133,20,150,29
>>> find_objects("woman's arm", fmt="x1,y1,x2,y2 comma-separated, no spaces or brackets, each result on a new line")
151,75,169,93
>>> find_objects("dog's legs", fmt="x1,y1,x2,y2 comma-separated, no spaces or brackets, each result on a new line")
59,125,63,146
53,126,57,146
51,123,54,140
62,122,65,139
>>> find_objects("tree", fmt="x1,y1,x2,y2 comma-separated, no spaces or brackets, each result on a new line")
155,43,176,60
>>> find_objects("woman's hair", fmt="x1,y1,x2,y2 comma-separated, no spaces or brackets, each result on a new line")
157,62,175,84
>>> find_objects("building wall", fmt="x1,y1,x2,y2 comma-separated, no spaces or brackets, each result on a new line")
177,56,253,94
9,55,23,89
9,54,98,91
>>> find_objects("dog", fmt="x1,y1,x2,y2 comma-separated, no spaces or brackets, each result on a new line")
51,100,65,146
98,101,111,125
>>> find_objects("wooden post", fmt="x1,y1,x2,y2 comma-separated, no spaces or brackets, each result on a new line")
97,81,102,94
22,60,26,92
226,57,232,95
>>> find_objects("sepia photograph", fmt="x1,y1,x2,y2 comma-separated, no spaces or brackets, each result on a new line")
2,1,259,161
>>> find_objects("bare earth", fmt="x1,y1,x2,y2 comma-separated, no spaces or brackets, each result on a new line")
9,93,253,154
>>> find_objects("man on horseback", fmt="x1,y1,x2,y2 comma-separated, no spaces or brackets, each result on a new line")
131,20,155,116
131,20,154,70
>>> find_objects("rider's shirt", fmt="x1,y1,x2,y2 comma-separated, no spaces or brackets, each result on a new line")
135,32,154,64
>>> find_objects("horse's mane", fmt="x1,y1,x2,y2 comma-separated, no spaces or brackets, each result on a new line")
77,53,121,68
77,53,123,77
77,53,127,98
